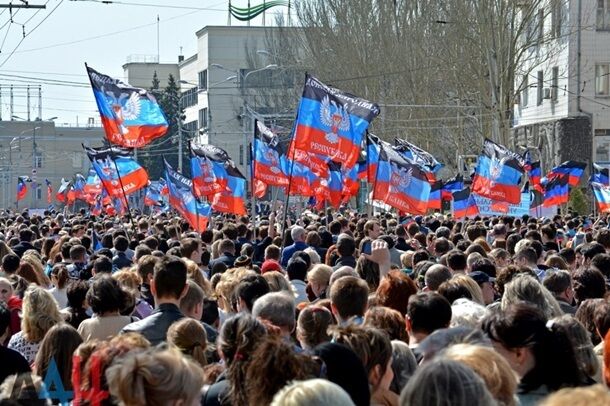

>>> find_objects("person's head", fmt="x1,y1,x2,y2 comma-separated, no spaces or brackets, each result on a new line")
0,302,11,341
330,325,394,393
336,235,356,257
152,256,188,301
308,264,332,298
450,298,487,329
501,274,563,320
69,244,87,263
93,256,113,275
137,255,159,285
252,292,296,336
291,226,307,243
446,250,467,273
66,279,89,310
539,384,610,406
406,292,452,339
270,379,355,406
364,220,381,239
1,253,20,274
354,256,380,291
443,344,518,406
219,239,236,255
286,257,308,282
364,306,408,342
235,274,270,313
514,246,538,268
400,358,496,406
180,238,203,263
19,228,34,242
482,302,586,389
550,315,599,380
376,270,418,316
264,244,281,261
580,242,606,265
594,300,610,343
572,268,607,304
388,340,417,394
21,285,62,342
34,323,83,391
87,274,128,315
106,348,203,406
262,271,292,293
167,317,207,369
424,264,452,291
179,280,205,319
296,305,334,350
543,269,574,303
330,276,369,322
0,276,13,304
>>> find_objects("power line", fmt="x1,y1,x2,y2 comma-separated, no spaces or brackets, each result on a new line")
69,0,227,11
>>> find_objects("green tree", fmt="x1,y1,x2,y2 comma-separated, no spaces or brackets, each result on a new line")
569,187,589,215
139,73,186,179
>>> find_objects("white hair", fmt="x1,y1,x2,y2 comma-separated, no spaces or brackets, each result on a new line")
270,379,355,406
291,226,306,241
501,274,563,319
450,298,488,329
303,247,321,265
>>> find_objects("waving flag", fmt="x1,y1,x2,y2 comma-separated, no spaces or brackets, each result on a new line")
86,65,168,148
367,133,381,183
144,181,164,207
592,182,610,213
373,142,431,215
282,158,317,196
190,143,231,197
164,159,210,232
548,161,586,186
543,174,569,207
253,120,289,188
472,138,525,204
394,138,443,173
84,167,103,199
327,161,343,208
452,187,479,219
523,150,542,191
45,179,52,204
591,163,610,185
85,145,149,198
16,177,27,201
428,181,443,210
289,74,380,174
342,164,360,200
210,165,247,216
159,177,168,196
56,178,71,203
73,173,88,201
441,175,464,200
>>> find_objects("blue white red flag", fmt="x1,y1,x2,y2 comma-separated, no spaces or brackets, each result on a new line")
190,143,231,197
591,163,610,185
56,178,71,203
253,120,289,188
16,177,27,201
86,65,168,148
591,182,610,213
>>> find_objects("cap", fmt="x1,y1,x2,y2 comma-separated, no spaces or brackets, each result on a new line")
468,271,495,285
261,259,282,274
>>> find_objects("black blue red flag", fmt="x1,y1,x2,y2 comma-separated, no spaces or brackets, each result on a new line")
441,175,464,200
471,138,524,204
366,133,381,183
394,138,443,173
591,163,610,185
164,159,210,232
289,74,380,174
86,65,168,148
452,187,479,219
543,174,569,207
84,167,103,202
85,145,149,198
427,181,443,210
253,120,290,188
548,161,586,186
190,143,231,197
144,181,165,207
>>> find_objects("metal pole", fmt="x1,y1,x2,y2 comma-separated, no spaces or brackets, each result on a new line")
178,113,183,172
26,85,30,121
38,86,42,121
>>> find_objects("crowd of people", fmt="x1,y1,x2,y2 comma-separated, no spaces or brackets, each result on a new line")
0,207,610,405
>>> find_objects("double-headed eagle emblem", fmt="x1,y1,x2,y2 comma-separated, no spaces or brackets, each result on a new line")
489,155,509,186
320,95,350,144
390,163,413,193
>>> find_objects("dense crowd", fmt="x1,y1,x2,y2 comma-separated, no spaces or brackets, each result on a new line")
0,207,610,405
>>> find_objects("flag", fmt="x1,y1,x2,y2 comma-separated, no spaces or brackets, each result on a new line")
45,179,52,204
548,161,586,186
591,182,610,213
144,181,164,207
452,187,479,219
289,74,380,174
16,177,27,201
91,194,103,217
373,142,431,215
253,120,290,188
164,159,210,232
471,138,525,204
591,163,610,185
85,145,149,198
73,174,88,202
342,164,360,200
441,175,464,200
394,138,443,173
523,150,542,191
367,133,381,183
84,167,103,201
210,167,247,216
327,161,343,208
427,181,443,210
56,178,71,203
282,158,317,196
159,177,168,196
190,143,231,197
86,65,168,148
543,174,569,207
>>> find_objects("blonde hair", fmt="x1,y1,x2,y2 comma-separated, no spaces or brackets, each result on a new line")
263,271,292,293
444,344,518,406
451,274,485,305
539,384,610,406
215,267,254,312
106,348,204,406
184,258,213,297
21,253,51,287
167,318,207,368
270,379,355,406
0,240,15,260
21,285,62,342
307,264,332,287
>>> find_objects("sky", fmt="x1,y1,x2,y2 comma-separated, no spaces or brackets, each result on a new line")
0,0,291,126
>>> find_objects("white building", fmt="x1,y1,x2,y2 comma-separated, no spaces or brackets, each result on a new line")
513,0,610,169
122,55,180,89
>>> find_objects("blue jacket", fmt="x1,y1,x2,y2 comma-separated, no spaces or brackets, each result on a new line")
281,241,309,267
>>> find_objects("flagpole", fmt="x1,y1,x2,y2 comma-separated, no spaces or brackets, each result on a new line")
370,138,383,218
250,140,257,241
280,150,296,251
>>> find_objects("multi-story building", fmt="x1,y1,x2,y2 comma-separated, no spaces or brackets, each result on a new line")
0,120,106,209
122,55,180,89
513,0,610,170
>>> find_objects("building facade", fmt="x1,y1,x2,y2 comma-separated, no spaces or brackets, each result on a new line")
0,120,106,209
513,0,610,171
122,55,180,89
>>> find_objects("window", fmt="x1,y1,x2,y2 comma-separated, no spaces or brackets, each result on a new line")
239,68,274,89
34,153,43,168
239,145,244,165
198,108,208,130
538,9,545,42
522,75,529,107
537,71,544,105
180,87,198,109
551,66,559,101
598,0,610,30
596,63,610,96
183,120,198,135
35,187,42,200
551,2,562,38
198,69,208,91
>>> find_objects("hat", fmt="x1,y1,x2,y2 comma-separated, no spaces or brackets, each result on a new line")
234,255,252,268
468,271,495,285
261,259,282,274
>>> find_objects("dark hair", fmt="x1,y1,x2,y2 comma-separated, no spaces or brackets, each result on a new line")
19,229,34,242
407,292,452,335
114,235,129,252
330,325,392,379
482,302,587,392
2,254,20,273
580,243,606,261
355,257,380,291
412,250,430,267
87,275,128,314
51,264,69,289
180,238,201,260
0,302,10,336
438,280,473,304
153,256,187,299
336,236,356,257
542,270,572,295
515,247,537,264
65,280,90,329
35,324,83,391
470,258,497,278
235,274,270,312
446,250,467,271
286,257,308,281
330,276,369,320
590,253,610,279
594,301,610,340
572,268,607,304
93,256,113,275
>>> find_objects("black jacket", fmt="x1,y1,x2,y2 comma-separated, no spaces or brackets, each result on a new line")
12,241,38,258
121,303,183,345
209,253,236,272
